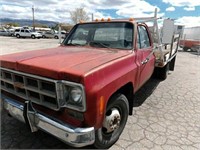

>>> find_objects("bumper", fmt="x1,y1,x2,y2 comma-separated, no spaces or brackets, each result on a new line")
2,95,95,147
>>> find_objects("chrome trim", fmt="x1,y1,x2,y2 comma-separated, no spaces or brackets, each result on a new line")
2,96,95,147
3,97,25,123
0,67,86,112
1,67,59,110
1,67,58,83
61,81,86,112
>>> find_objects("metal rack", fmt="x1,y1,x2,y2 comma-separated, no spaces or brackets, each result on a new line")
94,8,180,67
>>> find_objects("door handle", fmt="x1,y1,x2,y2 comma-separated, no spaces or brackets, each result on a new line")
141,58,149,65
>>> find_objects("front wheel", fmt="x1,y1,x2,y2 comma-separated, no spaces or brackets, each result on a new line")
16,34,20,38
31,35,35,39
94,94,129,149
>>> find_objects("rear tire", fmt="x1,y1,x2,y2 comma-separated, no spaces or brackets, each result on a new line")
154,63,169,80
54,36,58,39
42,35,46,38
169,56,176,71
94,94,129,149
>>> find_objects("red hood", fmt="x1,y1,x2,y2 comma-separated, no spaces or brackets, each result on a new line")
0,46,131,82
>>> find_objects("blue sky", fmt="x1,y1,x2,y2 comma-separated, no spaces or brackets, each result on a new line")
0,0,200,27
148,0,199,19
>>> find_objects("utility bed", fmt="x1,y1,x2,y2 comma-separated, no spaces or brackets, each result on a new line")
134,10,180,68
154,35,179,67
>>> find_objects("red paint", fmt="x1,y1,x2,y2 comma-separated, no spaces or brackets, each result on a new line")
0,22,156,129
179,39,200,49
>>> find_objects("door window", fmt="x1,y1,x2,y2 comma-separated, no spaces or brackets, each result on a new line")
137,26,151,49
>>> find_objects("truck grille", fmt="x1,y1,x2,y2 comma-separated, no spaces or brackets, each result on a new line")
0,68,59,110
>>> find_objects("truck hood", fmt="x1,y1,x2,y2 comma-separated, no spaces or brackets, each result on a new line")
0,46,131,82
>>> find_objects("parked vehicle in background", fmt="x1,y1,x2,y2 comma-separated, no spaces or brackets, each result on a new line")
0,9,180,149
54,31,67,39
179,40,200,51
179,26,200,51
0,30,12,36
8,29,15,36
14,28,42,39
41,31,55,38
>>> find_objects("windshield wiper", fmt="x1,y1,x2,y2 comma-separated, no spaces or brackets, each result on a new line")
66,43,85,46
89,41,110,49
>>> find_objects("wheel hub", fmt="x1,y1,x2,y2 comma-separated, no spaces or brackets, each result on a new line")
103,108,121,133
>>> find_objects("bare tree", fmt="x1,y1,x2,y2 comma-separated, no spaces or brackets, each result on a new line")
70,8,90,24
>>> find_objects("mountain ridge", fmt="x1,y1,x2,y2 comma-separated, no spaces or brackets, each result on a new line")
0,18,58,27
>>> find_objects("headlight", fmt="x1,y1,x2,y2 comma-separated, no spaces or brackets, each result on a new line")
71,87,82,103
60,81,86,112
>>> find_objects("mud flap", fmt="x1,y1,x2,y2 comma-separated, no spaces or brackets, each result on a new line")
23,101,38,132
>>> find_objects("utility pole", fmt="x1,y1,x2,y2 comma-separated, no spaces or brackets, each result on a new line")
91,13,94,21
32,5,35,31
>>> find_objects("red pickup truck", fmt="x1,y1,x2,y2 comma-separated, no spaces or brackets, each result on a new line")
0,17,178,148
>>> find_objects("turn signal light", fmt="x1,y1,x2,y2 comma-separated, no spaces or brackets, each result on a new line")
99,96,105,115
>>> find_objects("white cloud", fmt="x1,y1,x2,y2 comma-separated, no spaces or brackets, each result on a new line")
166,6,175,11
162,0,200,7
0,0,87,22
1,5,29,13
115,0,161,17
0,0,198,29
184,6,195,11
93,11,112,20
175,16,200,27
0,0,163,23
116,9,164,19
0,5,32,20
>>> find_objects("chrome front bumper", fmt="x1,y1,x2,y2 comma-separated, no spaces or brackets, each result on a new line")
2,95,95,147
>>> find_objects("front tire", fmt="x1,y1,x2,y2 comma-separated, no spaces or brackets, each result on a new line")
94,94,129,149
31,35,35,39
16,34,20,38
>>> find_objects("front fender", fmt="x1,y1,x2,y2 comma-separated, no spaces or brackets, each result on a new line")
82,54,138,129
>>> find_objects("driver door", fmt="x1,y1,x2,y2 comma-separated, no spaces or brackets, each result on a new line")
136,24,155,88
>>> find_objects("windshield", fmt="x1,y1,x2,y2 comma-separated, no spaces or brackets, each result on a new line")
63,22,134,50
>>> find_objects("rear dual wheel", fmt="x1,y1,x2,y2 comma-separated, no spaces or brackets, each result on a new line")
94,94,129,149
154,63,169,80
